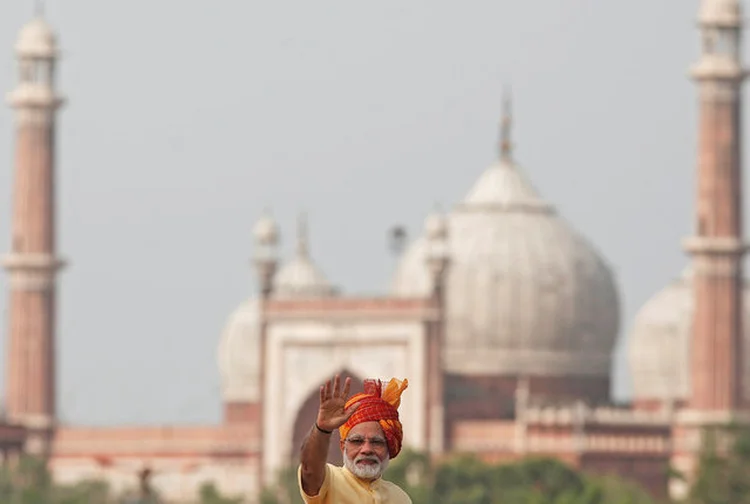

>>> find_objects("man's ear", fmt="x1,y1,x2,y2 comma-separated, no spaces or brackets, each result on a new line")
339,437,345,453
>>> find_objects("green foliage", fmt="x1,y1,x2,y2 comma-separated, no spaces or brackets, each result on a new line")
0,455,111,504
583,474,660,504
688,424,750,504
196,482,242,504
432,455,496,504
382,449,433,504
259,466,303,504
424,455,626,504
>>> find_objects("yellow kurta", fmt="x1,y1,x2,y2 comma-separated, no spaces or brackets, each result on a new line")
298,463,412,504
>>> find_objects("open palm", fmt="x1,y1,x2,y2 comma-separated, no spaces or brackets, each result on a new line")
317,375,358,432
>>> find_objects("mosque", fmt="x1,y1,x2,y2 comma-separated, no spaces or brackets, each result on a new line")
2,0,749,502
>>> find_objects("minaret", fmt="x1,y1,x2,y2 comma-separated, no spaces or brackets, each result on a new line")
253,210,279,299
684,0,747,412
424,206,449,454
3,17,65,455
252,210,278,487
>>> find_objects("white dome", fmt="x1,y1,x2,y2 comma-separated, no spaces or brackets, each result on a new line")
699,0,742,26
217,299,262,403
16,18,58,58
273,255,336,299
272,214,336,299
629,267,750,403
391,155,620,377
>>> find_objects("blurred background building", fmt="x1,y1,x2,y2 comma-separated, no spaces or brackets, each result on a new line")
2,0,749,502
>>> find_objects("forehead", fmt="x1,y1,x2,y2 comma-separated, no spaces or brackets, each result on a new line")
349,421,385,439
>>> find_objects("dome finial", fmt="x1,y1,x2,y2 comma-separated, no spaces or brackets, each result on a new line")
500,85,513,161
296,212,309,257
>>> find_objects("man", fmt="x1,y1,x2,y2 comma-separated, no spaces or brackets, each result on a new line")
298,374,412,503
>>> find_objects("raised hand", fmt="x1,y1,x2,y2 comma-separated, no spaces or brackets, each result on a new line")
316,374,358,432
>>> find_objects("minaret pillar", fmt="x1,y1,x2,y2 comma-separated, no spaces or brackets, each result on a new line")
3,17,66,457
683,0,747,414
673,1,748,499
424,208,449,454
252,211,278,486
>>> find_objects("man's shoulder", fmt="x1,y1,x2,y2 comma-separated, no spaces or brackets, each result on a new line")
380,479,412,503
325,463,346,478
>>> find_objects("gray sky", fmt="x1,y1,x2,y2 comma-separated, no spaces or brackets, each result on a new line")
0,0,724,426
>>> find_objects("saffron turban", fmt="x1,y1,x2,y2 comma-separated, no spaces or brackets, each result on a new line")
339,378,409,459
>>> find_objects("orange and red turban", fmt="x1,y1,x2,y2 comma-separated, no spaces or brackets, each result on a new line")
339,378,409,459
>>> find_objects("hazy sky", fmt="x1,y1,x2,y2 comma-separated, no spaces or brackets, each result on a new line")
0,0,729,426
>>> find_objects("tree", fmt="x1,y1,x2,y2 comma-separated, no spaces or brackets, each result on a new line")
0,455,113,504
688,424,750,504
259,467,303,504
583,475,661,504
197,482,242,504
428,455,480,504
383,449,433,504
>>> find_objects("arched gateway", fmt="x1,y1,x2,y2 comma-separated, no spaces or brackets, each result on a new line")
259,307,435,486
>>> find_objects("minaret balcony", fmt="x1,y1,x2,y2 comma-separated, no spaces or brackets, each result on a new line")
6,84,64,109
690,54,747,81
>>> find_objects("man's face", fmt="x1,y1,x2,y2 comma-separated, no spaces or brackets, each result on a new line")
340,421,390,480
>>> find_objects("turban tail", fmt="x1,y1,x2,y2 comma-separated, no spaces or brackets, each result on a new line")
339,378,408,458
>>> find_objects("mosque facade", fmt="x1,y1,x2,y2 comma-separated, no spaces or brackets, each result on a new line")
2,0,749,502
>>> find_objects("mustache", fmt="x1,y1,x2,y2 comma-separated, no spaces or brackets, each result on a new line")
355,455,380,464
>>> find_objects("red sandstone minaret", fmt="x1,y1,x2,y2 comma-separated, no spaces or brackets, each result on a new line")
3,17,65,456
684,0,747,412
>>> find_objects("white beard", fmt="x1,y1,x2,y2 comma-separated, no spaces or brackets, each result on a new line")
343,450,390,480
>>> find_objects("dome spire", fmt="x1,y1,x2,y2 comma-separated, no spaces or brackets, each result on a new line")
499,86,513,161
296,212,309,258
273,212,336,299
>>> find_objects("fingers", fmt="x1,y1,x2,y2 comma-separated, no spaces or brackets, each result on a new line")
332,374,341,397
342,377,351,398
321,379,331,403
344,401,360,419
322,374,350,403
